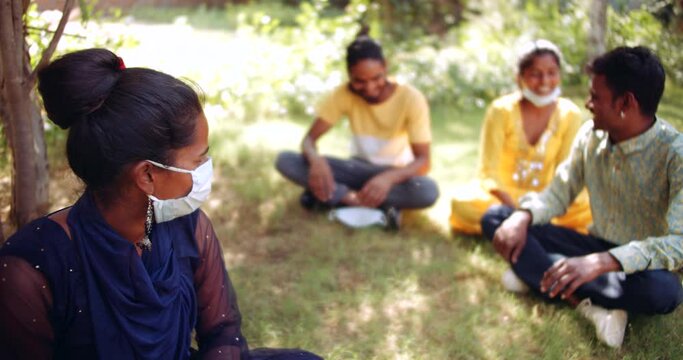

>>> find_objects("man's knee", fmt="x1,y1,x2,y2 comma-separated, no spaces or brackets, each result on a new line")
412,178,439,208
480,205,515,240
275,151,304,179
640,272,683,314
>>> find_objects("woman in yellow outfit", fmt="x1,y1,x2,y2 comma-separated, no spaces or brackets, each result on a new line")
450,40,592,234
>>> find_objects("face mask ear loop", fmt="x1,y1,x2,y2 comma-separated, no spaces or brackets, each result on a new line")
146,159,194,174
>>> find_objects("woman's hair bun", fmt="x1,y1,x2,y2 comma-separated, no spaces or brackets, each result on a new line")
356,24,371,39
346,25,384,69
38,48,124,129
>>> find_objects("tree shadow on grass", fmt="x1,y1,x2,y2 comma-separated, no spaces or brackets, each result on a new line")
218,145,598,358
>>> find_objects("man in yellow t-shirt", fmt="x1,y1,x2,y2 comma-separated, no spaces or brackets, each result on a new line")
275,31,438,226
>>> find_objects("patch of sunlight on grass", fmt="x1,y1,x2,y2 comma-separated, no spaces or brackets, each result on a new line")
382,276,428,318
442,119,479,140
423,194,457,233
223,250,246,268
345,296,376,333
465,247,501,280
410,244,433,266
433,142,478,167
379,275,428,358
240,120,306,151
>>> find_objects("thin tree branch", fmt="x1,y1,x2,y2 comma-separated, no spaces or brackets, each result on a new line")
26,26,86,39
27,0,75,88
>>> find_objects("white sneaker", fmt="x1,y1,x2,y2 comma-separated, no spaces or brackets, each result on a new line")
577,298,628,348
501,268,529,293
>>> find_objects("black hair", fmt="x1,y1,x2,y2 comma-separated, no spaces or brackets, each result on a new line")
587,46,665,117
38,48,202,190
517,40,562,74
346,25,384,69
518,49,561,74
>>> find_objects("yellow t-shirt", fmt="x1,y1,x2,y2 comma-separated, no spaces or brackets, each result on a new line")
317,83,431,167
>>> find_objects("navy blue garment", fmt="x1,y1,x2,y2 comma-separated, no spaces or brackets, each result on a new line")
0,192,324,360
69,192,198,359
0,191,248,359
481,205,683,314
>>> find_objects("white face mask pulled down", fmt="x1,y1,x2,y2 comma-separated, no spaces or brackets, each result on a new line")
328,207,387,228
521,86,561,107
146,157,213,223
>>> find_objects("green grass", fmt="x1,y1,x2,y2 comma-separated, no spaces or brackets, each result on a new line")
194,97,683,359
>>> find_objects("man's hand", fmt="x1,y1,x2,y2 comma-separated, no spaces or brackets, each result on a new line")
540,252,622,300
358,173,394,208
308,157,335,202
490,189,516,207
492,210,532,263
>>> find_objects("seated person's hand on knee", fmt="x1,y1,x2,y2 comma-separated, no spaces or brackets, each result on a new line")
493,210,532,263
308,158,335,202
541,253,622,300
359,173,393,207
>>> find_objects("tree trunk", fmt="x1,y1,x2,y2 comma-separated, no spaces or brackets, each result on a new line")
677,0,683,33
587,0,608,62
0,0,50,229
29,89,49,217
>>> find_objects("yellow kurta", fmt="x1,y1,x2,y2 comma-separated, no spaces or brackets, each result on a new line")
450,92,592,234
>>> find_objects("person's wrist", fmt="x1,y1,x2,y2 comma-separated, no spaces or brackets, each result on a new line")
598,252,622,272
511,209,532,227
309,155,326,168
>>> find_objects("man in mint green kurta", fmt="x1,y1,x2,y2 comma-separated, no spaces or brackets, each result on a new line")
481,46,683,349
520,118,683,273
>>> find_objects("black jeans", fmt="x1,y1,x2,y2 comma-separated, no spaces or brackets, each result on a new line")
481,205,683,314
275,151,439,209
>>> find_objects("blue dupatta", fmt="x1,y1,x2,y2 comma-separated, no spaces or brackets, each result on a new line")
68,192,197,359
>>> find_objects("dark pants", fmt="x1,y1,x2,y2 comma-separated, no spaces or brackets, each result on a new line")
275,151,439,209
481,205,683,314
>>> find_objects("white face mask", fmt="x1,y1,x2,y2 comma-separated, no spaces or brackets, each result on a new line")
521,86,561,107
328,207,387,228
146,157,213,223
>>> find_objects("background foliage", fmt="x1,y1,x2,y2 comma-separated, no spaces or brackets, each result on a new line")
121,0,683,123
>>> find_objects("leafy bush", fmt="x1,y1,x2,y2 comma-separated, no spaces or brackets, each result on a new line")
122,0,683,123
24,2,138,150
608,6,683,84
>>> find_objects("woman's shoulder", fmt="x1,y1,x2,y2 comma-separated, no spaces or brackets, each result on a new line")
490,92,522,112
556,97,582,115
158,210,204,261
0,211,74,275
